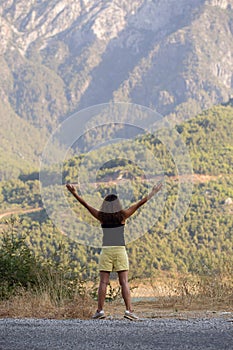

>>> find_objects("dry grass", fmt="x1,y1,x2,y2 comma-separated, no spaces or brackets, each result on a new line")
127,271,233,316
130,271,233,298
0,272,232,320
0,290,95,319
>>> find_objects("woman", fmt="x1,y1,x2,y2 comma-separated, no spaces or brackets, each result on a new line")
66,182,163,320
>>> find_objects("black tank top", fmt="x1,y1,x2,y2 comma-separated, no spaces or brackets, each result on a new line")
101,222,125,246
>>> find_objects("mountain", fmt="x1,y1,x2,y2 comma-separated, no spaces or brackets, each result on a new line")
0,0,233,176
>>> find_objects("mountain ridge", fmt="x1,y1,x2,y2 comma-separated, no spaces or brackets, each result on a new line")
0,0,232,173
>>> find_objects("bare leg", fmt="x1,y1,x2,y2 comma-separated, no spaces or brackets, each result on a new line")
118,270,132,311
97,271,110,312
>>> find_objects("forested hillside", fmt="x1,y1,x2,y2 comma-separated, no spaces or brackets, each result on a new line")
0,104,232,277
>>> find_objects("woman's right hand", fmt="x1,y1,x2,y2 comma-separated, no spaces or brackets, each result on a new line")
148,182,163,199
152,182,163,193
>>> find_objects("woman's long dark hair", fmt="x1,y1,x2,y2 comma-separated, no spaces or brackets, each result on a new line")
98,194,125,224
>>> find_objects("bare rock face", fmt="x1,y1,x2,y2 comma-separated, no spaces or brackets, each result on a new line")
207,0,232,9
0,0,232,131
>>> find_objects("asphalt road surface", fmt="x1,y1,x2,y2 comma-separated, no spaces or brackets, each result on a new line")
1,317,232,350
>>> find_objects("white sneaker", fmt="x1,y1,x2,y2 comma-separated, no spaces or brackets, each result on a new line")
92,310,105,319
124,310,139,321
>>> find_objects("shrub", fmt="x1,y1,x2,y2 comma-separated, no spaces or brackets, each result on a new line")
0,217,39,298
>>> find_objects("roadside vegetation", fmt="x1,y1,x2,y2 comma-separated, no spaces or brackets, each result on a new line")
0,217,232,319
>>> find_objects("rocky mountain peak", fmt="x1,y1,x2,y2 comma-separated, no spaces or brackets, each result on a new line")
0,0,232,133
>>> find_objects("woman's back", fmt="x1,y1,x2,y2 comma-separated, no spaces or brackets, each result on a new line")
101,218,125,246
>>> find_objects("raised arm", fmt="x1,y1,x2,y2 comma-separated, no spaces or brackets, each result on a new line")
66,184,100,221
122,182,163,220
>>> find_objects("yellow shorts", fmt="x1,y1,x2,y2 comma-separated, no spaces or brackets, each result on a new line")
98,246,129,272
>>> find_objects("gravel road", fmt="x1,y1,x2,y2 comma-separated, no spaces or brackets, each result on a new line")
1,317,232,350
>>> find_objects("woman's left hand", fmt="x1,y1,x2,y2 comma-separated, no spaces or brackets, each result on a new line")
66,183,76,194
